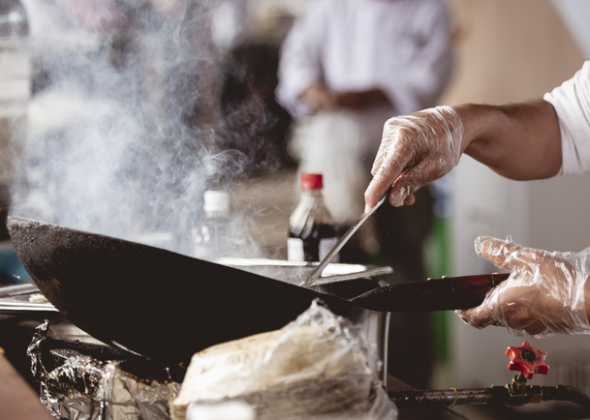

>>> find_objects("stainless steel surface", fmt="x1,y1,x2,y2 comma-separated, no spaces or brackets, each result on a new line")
0,300,57,312
303,191,390,287
218,258,393,285
0,283,57,312
347,306,391,384
0,283,38,297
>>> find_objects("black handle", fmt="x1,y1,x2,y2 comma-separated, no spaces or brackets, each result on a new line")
350,273,510,312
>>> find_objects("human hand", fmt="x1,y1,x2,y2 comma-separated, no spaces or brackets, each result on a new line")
364,106,463,212
301,83,336,112
457,237,590,338
336,89,390,111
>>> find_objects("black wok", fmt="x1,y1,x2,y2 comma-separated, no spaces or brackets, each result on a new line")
7,217,359,363
7,217,508,364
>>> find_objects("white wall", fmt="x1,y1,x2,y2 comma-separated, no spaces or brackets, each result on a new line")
551,0,590,59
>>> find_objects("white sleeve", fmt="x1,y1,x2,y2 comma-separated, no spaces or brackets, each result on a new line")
543,61,590,176
275,1,329,118
380,1,454,115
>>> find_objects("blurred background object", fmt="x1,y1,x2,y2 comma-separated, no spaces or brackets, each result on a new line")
0,0,29,225
0,0,29,284
274,0,455,387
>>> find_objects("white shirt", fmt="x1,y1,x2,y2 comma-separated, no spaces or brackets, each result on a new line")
544,61,590,175
275,0,454,118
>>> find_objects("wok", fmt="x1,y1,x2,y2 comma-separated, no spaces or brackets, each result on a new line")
7,217,363,363
7,217,508,364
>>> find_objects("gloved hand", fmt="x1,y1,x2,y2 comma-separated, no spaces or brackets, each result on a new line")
364,106,463,212
457,237,590,338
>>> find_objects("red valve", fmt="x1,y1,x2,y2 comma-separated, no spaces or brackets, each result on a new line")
505,342,549,380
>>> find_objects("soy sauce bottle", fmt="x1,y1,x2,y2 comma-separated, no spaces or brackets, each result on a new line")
288,173,339,262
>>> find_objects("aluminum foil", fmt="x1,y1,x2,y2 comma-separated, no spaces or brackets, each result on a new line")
28,321,180,420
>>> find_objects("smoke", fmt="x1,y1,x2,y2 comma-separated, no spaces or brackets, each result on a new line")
10,0,283,259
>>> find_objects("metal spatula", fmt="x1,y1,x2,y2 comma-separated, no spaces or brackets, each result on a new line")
302,190,390,287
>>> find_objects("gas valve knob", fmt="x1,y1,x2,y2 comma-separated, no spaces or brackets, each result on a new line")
505,342,549,380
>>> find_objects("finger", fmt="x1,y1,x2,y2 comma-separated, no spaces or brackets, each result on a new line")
370,120,411,179
364,156,411,211
386,158,436,207
458,305,495,329
523,321,547,337
476,237,549,271
370,129,394,176
388,185,411,207
404,193,416,205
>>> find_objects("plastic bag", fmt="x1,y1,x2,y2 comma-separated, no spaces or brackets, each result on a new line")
171,300,397,420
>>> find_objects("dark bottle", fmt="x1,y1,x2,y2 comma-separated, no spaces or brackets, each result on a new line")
288,173,338,262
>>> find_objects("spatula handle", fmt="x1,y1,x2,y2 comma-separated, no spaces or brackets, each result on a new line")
351,273,510,312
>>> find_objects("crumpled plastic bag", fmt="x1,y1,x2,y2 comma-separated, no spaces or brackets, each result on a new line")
27,321,180,420
171,300,397,420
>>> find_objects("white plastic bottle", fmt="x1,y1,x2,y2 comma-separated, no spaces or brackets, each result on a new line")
193,190,239,261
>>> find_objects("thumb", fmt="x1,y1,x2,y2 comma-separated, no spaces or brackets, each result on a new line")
385,159,435,207
457,305,495,329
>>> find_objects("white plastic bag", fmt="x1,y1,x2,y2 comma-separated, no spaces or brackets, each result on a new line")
171,301,397,420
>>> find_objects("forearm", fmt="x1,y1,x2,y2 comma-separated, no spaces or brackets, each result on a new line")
458,99,562,180
365,100,562,211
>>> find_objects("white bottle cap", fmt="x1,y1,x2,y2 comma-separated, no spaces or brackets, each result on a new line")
204,190,230,213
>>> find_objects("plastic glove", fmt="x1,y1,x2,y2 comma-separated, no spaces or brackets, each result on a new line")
364,106,463,212
457,237,590,338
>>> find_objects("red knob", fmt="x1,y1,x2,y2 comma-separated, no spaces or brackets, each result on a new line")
505,342,549,379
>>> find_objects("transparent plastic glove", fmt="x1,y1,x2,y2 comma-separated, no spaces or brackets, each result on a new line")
364,106,463,211
457,237,590,338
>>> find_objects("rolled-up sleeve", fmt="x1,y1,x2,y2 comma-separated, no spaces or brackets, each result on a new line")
544,61,590,175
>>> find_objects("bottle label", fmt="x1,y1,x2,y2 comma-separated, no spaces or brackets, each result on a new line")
288,237,339,262
287,238,304,261
319,238,339,263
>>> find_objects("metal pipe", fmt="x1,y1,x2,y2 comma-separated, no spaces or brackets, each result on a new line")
389,385,590,411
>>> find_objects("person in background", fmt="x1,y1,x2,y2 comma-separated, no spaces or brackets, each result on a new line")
276,0,454,388
365,61,590,339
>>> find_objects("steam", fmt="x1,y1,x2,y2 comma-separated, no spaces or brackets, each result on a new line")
10,0,278,259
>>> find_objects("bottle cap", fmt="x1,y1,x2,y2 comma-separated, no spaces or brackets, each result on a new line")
0,1,29,38
300,173,323,190
204,190,230,213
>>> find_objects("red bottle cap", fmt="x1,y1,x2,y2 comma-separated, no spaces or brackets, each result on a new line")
301,173,323,190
